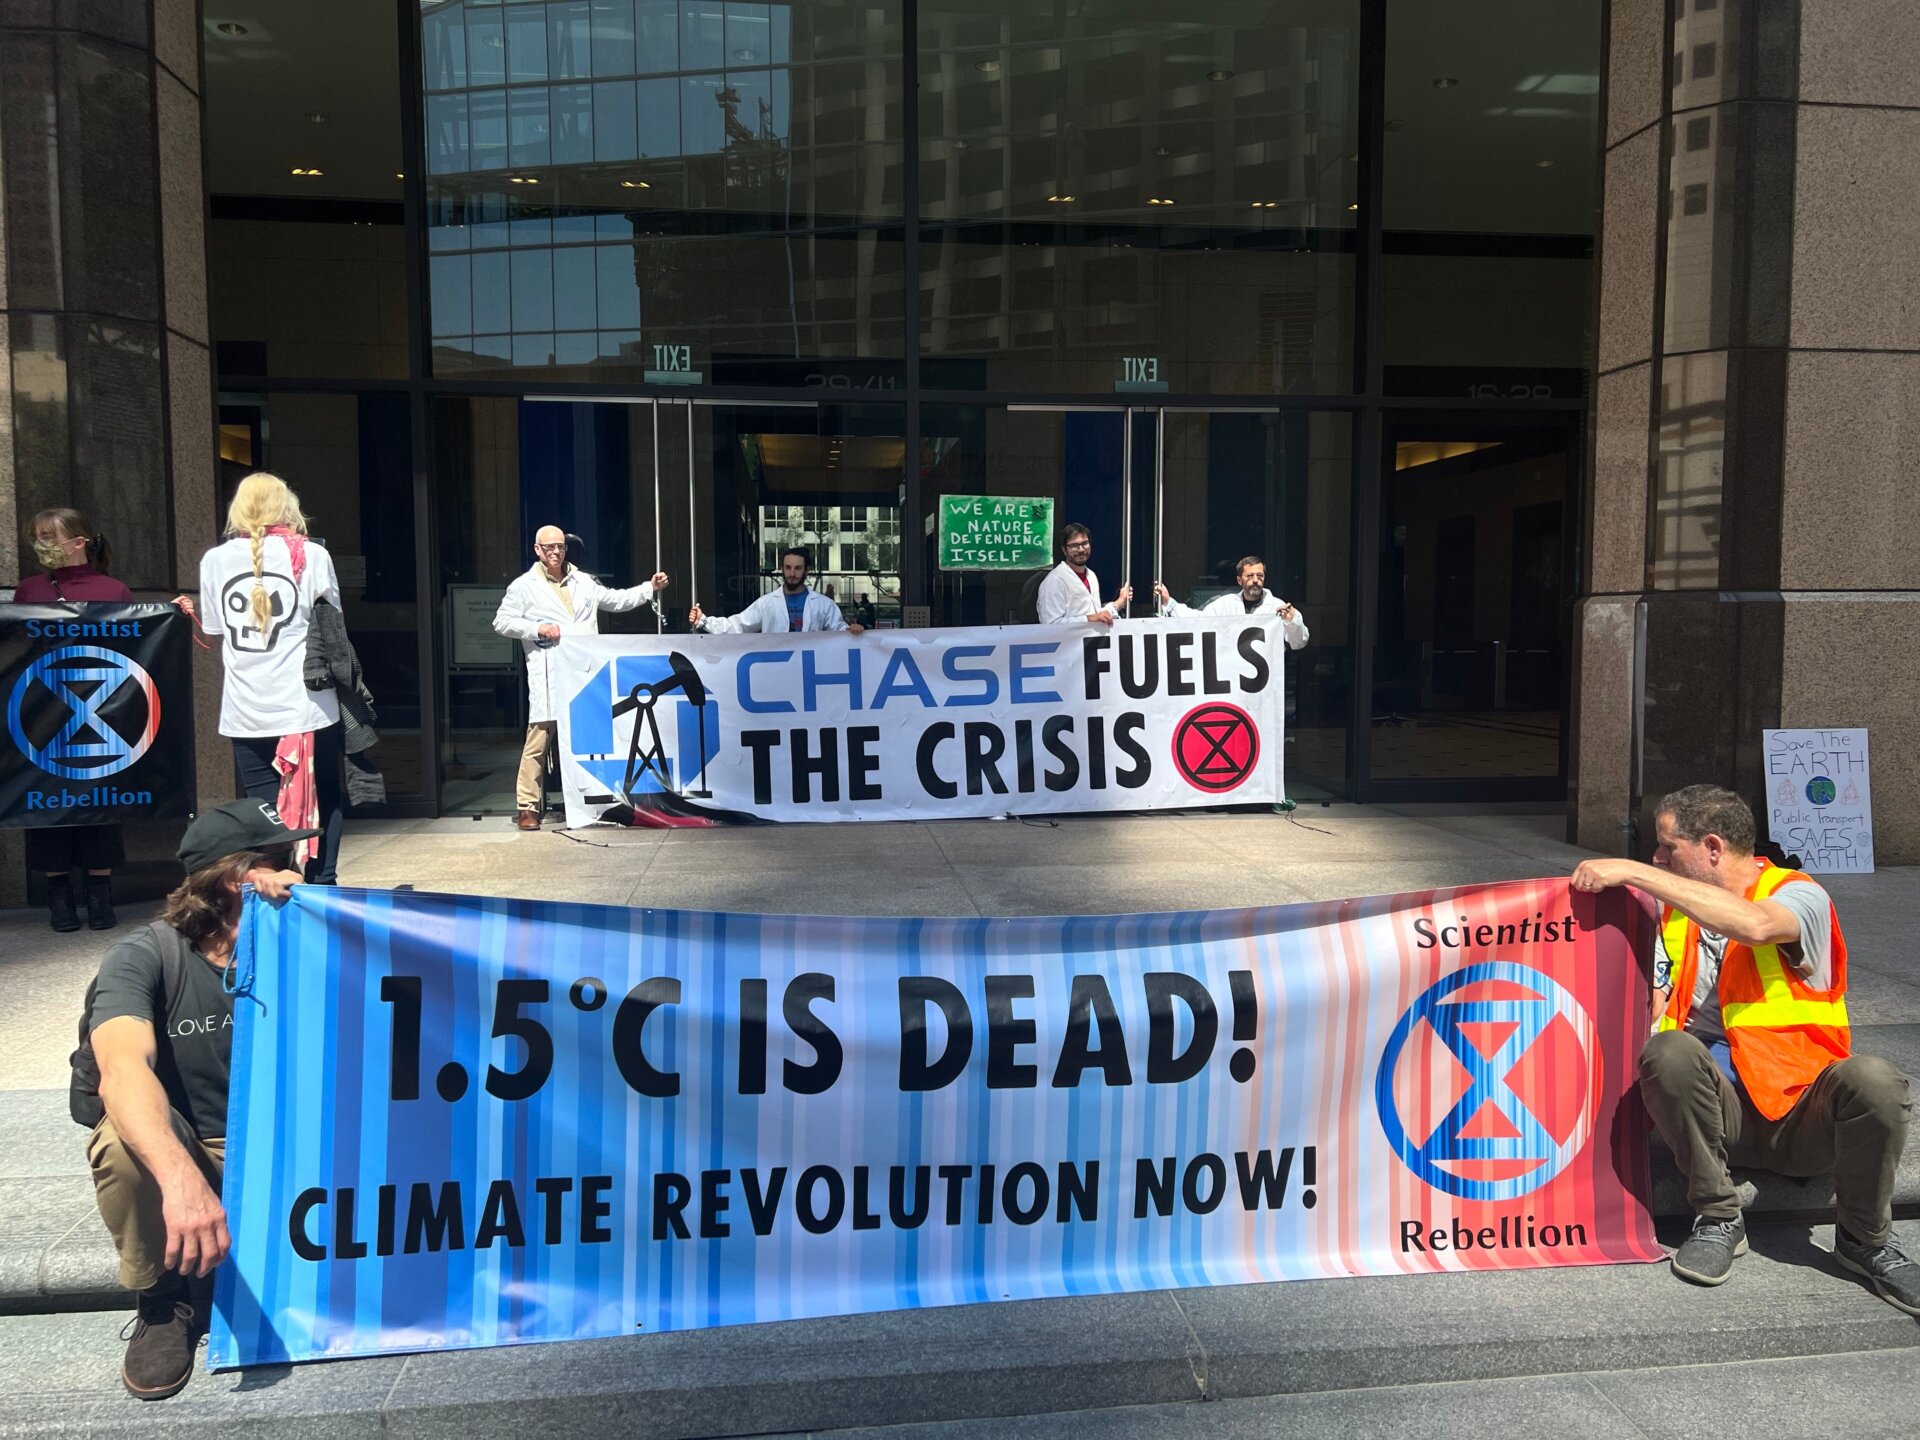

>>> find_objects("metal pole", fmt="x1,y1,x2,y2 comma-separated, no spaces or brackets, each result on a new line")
650,398,663,632
1153,407,1166,602
686,401,697,608
1121,407,1134,617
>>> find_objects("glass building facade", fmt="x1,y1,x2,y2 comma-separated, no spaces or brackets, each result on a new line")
205,0,1600,816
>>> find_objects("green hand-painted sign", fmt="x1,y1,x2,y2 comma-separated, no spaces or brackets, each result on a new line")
937,495,1055,571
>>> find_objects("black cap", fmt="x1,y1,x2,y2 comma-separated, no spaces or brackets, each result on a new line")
177,799,321,873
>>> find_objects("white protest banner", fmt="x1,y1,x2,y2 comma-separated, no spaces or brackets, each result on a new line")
1762,728,1873,874
551,619,1284,824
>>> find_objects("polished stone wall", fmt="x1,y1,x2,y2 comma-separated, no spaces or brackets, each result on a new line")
0,0,225,907
1578,0,1920,862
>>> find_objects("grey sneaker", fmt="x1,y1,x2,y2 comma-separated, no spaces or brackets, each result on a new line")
1672,1213,1747,1285
1834,1229,1920,1316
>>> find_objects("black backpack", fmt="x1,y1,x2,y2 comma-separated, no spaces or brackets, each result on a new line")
69,922,192,1128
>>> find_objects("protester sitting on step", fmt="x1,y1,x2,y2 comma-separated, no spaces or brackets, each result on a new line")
76,800,312,1400
1571,784,1917,1310
688,547,864,636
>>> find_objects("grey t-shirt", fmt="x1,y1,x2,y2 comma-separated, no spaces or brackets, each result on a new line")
89,925,234,1141
1653,877,1835,1044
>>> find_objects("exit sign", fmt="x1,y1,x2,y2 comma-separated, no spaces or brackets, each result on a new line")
645,343,702,386
1114,355,1168,394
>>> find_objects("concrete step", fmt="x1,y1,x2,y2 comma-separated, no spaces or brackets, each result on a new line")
0,1219,1916,1437
801,1347,1920,1440
7,1027,1920,1315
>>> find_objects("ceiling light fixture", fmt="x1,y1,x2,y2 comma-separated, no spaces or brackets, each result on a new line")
974,59,1001,74
306,112,328,125
1431,76,1460,89
620,179,650,189
1535,158,1555,168
1346,201,1359,211
395,172,405,179
290,167,324,177
1148,196,1174,206
1206,68,1234,82
213,21,248,36
509,176,540,185
1047,194,1075,202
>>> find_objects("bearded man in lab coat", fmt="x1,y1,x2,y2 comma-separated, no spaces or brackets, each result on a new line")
493,525,668,830
687,547,864,636
1037,523,1133,625
1153,555,1309,652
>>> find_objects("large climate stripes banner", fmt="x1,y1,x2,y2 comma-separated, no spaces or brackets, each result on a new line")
211,879,1661,1368
550,617,1285,825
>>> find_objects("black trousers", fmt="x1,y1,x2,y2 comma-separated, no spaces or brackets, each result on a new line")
231,723,345,885
24,824,125,874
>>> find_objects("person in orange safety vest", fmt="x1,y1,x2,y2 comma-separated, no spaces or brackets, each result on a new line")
1572,784,1914,1307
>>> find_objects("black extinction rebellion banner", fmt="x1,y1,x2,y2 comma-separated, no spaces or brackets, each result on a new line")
0,603,193,828
553,617,1285,824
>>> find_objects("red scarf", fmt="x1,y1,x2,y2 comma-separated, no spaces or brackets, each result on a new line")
266,524,308,581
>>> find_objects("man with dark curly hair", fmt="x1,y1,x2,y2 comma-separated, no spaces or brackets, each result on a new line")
77,799,311,1400
1573,784,1915,1310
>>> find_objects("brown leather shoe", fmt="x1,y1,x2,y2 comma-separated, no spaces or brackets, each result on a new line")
515,808,541,831
122,1279,195,1400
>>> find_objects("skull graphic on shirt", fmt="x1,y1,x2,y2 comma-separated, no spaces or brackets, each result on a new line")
220,571,299,652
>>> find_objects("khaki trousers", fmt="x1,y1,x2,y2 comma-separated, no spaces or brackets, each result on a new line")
1638,1029,1909,1245
516,721,557,809
87,1111,226,1292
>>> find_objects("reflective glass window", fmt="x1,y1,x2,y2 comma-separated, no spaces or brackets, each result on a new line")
420,0,904,383
1380,0,1600,399
916,0,1359,395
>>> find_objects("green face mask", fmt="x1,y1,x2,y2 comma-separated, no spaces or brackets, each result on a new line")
34,539,73,570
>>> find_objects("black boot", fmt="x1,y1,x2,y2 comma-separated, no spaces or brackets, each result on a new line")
47,876,80,933
86,876,117,931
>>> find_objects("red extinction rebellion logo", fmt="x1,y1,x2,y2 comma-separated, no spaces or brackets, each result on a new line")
1172,702,1260,793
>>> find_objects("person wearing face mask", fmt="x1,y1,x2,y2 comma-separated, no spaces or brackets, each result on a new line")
12,508,137,931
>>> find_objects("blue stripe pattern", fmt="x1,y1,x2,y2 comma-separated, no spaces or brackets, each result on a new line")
205,884,1528,1366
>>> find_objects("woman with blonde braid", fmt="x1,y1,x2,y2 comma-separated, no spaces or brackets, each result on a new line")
195,473,345,883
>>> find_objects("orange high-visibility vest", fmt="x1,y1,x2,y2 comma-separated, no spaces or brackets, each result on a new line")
1654,864,1850,1120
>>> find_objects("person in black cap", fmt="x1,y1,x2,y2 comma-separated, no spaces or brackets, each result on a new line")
76,799,312,1401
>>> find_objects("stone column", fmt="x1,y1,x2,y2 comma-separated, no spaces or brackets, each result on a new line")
0,0,224,909
1575,0,1920,863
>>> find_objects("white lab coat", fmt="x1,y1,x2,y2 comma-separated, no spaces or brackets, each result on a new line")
1158,590,1310,650
492,563,658,722
695,587,848,635
1037,561,1117,623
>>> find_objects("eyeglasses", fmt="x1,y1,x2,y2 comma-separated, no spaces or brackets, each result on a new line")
1065,540,1092,550
534,542,567,553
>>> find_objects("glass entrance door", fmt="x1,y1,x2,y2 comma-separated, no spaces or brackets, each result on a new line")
922,405,1137,628
1150,409,1354,798
656,399,906,632
1366,414,1575,793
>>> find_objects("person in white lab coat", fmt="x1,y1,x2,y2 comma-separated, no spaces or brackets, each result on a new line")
493,525,668,829
1153,555,1310,651
687,548,864,636
1037,523,1133,625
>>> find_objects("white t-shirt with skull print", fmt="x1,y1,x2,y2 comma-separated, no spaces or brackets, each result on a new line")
199,535,342,738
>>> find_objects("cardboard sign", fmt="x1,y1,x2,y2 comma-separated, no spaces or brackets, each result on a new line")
1762,728,1873,874
937,495,1053,571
